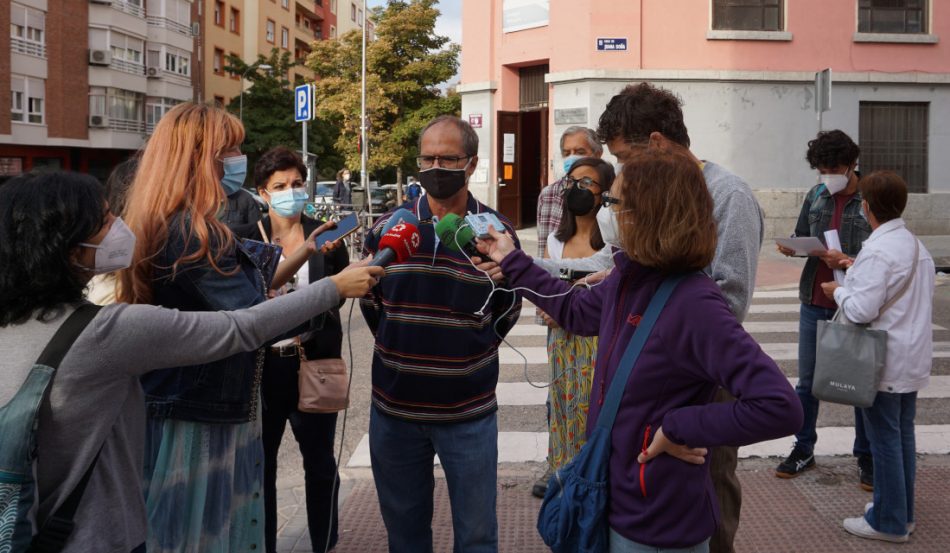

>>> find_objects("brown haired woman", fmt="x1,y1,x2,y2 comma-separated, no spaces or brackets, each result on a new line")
538,157,614,488
479,150,801,552
118,103,380,553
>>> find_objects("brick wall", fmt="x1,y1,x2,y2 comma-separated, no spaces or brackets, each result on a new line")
0,4,11,135
46,0,89,140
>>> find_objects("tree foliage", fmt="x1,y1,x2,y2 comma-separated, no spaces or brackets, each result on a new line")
305,0,461,180
224,49,343,184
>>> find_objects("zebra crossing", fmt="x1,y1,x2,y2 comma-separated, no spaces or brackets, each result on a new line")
346,284,950,468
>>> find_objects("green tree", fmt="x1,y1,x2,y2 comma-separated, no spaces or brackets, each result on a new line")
224,49,343,185
306,0,461,183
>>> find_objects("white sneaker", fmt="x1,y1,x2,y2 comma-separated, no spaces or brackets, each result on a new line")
844,515,909,543
865,502,916,534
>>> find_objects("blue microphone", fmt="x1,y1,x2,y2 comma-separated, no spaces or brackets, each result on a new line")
381,208,420,234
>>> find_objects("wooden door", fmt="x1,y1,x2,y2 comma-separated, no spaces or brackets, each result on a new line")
496,111,521,227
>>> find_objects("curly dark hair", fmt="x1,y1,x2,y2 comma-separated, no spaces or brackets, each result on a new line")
105,156,139,217
555,157,613,250
596,82,691,148
806,130,860,170
0,171,106,326
253,146,308,190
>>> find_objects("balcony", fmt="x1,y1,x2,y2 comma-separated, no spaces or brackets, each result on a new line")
112,0,145,18
296,1,325,23
295,23,321,41
112,58,145,75
11,37,46,59
147,16,192,37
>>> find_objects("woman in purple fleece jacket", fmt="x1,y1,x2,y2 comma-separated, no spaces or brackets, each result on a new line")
480,150,802,552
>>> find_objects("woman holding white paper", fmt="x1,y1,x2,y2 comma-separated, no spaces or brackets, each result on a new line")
774,130,874,486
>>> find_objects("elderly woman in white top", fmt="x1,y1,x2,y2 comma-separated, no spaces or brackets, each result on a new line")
821,171,935,544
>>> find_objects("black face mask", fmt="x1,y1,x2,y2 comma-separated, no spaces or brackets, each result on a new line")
419,168,467,199
564,186,596,216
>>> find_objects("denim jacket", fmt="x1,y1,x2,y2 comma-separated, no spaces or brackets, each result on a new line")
793,183,872,305
141,214,268,423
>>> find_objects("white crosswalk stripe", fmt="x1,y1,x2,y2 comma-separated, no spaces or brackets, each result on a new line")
347,287,949,468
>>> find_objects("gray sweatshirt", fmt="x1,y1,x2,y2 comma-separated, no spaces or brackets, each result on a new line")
0,278,340,553
533,161,763,322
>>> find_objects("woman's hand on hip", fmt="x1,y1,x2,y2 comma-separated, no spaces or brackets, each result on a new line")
637,427,707,465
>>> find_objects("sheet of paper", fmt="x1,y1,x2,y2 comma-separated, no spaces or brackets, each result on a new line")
823,229,846,284
774,237,827,257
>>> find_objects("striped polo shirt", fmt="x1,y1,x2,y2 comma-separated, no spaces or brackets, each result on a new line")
359,194,522,423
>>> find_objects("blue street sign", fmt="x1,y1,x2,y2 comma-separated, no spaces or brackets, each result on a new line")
596,38,628,51
294,84,313,122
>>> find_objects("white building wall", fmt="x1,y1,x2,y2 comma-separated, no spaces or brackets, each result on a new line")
459,82,497,207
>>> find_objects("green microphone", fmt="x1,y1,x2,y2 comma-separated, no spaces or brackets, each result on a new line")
435,213,479,256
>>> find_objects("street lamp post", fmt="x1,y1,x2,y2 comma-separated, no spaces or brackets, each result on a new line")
239,63,273,121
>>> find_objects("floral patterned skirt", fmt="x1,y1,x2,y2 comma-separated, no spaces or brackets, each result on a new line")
547,327,598,470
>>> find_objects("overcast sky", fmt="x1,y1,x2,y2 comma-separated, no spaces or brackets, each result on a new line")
368,0,462,86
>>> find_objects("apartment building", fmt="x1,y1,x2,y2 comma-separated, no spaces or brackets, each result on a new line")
0,0,195,181
459,0,950,230
335,0,374,40
196,0,337,107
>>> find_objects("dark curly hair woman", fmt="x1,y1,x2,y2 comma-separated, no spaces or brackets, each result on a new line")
0,171,380,553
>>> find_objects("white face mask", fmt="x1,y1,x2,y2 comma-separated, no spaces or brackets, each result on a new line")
596,206,622,249
77,217,137,274
819,172,849,195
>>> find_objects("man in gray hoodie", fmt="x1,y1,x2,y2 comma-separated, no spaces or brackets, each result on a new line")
536,82,763,553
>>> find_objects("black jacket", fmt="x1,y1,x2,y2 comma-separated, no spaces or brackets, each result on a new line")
234,215,350,359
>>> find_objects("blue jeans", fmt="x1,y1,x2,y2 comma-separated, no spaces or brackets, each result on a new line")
609,529,710,553
369,405,498,553
795,303,871,457
862,392,917,536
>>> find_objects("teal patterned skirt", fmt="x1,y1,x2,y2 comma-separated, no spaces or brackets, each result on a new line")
143,408,265,552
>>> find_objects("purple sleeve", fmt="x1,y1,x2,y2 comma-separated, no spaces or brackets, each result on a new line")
500,249,605,336
660,284,802,448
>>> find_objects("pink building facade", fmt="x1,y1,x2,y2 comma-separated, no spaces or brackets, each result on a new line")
458,0,950,230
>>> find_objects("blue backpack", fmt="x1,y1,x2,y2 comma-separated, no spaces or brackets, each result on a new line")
536,275,685,552
0,304,101,553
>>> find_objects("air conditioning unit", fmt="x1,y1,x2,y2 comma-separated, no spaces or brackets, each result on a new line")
89,114,109,128
89,49,112,66
147,66,160,78
191,22,200,37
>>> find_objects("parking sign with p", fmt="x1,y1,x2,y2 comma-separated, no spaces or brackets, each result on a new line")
295,84,313,122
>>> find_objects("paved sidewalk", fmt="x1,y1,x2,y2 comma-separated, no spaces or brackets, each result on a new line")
277,457,950,552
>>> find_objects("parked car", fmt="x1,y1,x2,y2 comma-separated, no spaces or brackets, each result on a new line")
314,180,336,204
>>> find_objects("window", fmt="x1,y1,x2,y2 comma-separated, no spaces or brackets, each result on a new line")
519,65,549,110
11,76,44,124
146,97,180,132
712,0,783,31
281,26,289,48
282,0,289,8
859,102,929,193
163,48,190,76
229,52,240,79
330,0,336,14
10,3,46,58
266,19,275,43
357,8,363,26
155,0,191,27
214,1,224,26
858,0,926,34
351,2,356,21
213,47,224,74
110,32,144,64
229,7,239,34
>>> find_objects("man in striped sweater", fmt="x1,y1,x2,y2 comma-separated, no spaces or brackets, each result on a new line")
360,116,521,553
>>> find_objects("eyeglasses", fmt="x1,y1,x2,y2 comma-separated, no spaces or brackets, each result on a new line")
601,192,622,207
565,176,599,191
416,155,472,170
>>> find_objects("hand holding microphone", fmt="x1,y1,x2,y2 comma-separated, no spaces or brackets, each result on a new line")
368,221,421,268
475,224,517,264
330,263,386,298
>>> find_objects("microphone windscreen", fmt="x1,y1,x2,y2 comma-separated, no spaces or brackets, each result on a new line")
377,223,421,264
435,214,463,252
381,208,420,235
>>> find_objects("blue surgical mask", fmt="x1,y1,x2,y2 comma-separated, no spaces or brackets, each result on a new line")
220,155,247,195
563,155,582,175
269,188,308,217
